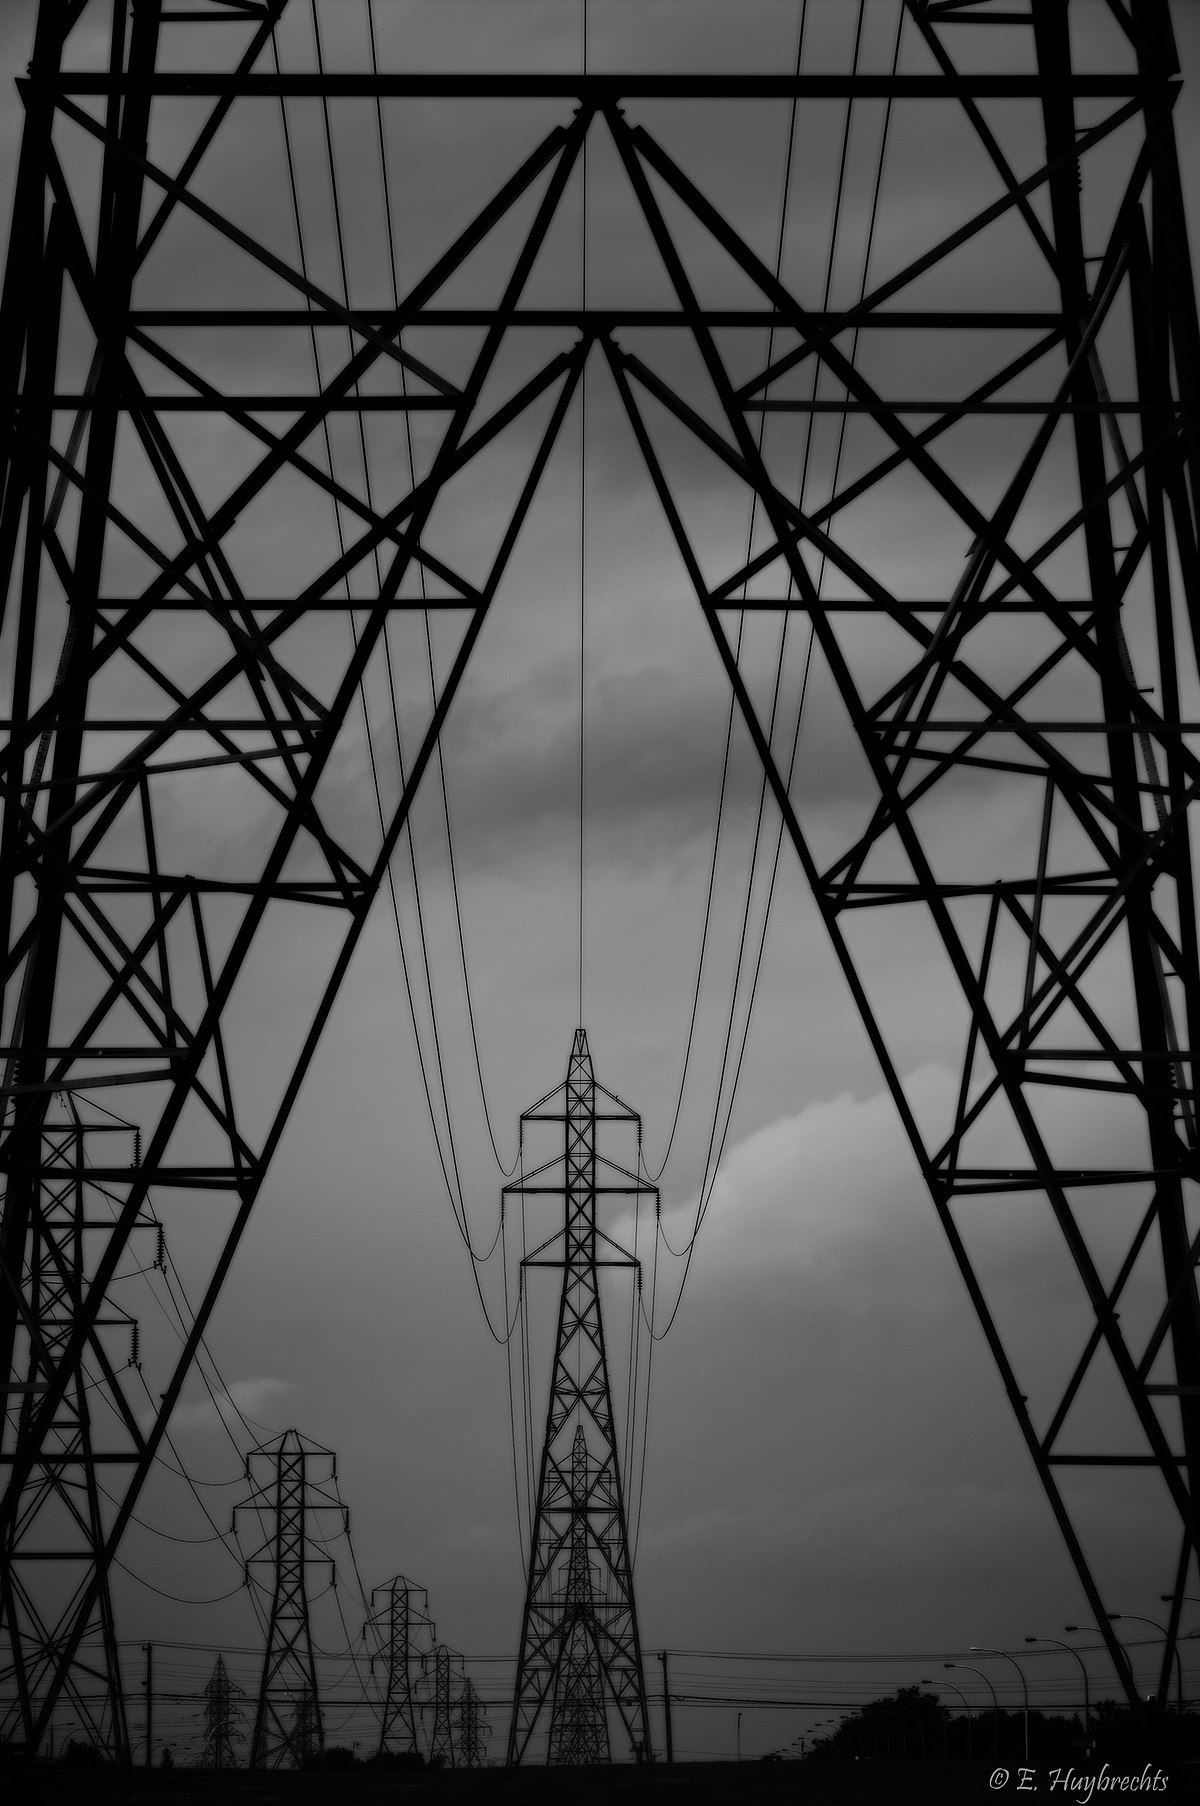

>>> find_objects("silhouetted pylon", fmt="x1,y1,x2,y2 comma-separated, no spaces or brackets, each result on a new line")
201,1655,243,1770
236,1429,347,1769
0,1107,156,1760
366,1572,430,1758
507,1030,654,1765
424,1642,460,1769
460,1677,489,1769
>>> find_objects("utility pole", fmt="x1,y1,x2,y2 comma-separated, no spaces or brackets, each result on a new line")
507,1030,655,1766
659,1651,673,1764
236,1430,347,1769
142,1642,152,1768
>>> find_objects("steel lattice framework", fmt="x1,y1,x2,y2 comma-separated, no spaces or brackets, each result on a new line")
201,1654,243,1770
1,0,1199,1748
421,1641,462,1770
236,1429,345,1770
548,1427,616,1765
365,1572,430,1760
459,1677,489,1770
507,1030,654,1765
0,1103,153,1757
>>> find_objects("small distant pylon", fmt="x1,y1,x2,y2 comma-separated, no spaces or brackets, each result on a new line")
507,1029,655,1765
201,1655,244,1769
291,1684,319,1768
423,1643,461,1768
460,1677,489,1768
366,1573,430,1758
236,1429,347,1769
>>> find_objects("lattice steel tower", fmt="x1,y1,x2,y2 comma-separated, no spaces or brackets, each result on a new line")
236,1429,346,1770
460,1677,489,1769
201,1655,243,1770
365,1572,429,1759
1,1106,155,1759
3,0,1200,1739
422,1642,461,1769
507,1031,654,1766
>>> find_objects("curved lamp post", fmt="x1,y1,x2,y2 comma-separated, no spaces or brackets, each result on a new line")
1119,1613,1183,1709
945,1662,998,1760
918,1680,950,1758
927,1676,973,1759
971,1645,1029,1762
893,1698,926,1760
1066,1620,1138,1704
1026,1634,1090,1755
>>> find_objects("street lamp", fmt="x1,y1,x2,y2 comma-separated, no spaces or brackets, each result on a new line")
1066,1620,1138,1703
892,1697,926,1760
1111,1614,1183,1709
918,1681,948,1758
945,1662,999,1760
927,1676,972,1760
1026,1634,1090,1755
971,1645,1029,1762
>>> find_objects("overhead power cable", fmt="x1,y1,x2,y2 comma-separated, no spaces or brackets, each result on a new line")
269,8,518,1344
645,0,904,1340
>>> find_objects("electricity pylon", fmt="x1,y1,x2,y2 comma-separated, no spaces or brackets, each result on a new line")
549,1427,611,1765
1,1104,156,1758
365,1573,430,1759
423,1642,461,1769
460,1677,489,1769
236,1429,346,1770
507,1031,654,1766
201,1655,243,1770
2,0,1199,1731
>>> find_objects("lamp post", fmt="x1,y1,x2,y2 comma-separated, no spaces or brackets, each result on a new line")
927,1676,972,1759
893,1698,926,1760
918,1681,948,1758
1161,1597,1200,1711
1026,1635,1090,1755
971,1646,1029,1762
1115,1614,1183,1710
945,1662,998,1760
1066,1619,1138,1704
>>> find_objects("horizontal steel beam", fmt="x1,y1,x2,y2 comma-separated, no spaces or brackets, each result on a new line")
39,74,1164,99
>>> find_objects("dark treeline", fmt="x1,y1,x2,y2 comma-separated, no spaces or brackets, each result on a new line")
805,1685,1200,1764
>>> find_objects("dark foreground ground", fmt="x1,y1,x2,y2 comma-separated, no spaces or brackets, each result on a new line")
2,1761,1196,1806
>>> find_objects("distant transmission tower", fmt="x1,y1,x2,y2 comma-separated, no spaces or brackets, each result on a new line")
201,1655,243,1770
236,1430,347,1769
460,1677,489,1769
424,1643,461,1769
507,1030,655,1766
366,1573,430,1758
291,1683,319,1768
